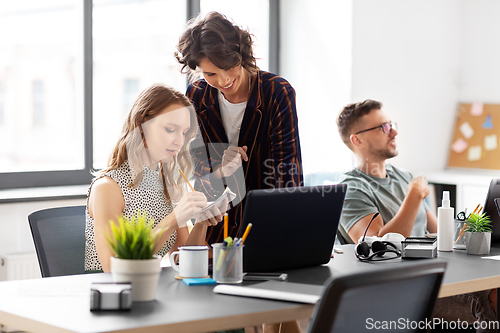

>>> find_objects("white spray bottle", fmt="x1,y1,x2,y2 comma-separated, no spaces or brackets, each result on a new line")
437,191,454,251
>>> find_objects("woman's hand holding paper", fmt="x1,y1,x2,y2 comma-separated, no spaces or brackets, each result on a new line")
173,191,207,227
195,198,228,226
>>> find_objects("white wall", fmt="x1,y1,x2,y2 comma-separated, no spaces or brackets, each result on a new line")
351,0,462,174
459,0,500,102
351,0,500,175
281,0,355,176
283,0,500,176
0,199,86,256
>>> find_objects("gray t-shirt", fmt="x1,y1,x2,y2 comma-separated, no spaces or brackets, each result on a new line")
339,164,430,241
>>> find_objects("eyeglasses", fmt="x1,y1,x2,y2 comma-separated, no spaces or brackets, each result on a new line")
355,122,397,135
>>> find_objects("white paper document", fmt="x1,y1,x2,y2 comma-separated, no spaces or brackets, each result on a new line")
460,122,474,139
213,281,321,304
481,255,500,260
193,187,236,220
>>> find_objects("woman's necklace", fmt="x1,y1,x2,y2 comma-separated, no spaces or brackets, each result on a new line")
224,110,241,130
222,73,252,130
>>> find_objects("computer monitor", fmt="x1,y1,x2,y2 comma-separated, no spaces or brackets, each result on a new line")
483,179,500,243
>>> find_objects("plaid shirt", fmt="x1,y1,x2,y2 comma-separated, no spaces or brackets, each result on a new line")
187,71,303,244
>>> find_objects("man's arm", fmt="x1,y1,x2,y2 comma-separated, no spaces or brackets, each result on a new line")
426,210,438,233
348,176,430,242
348,213,384,243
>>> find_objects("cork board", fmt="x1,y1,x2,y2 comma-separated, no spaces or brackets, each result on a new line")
447,103,500,170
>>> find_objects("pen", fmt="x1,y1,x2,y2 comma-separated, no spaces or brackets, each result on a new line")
216,237,233,271
240,223,253,245
224,238,243,264
179,168,195,192
224,213,228,239
225,224,252,274
456,222,470,242
457,203,481,242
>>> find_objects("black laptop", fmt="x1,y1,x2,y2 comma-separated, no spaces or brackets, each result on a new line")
484,178,500,243
238,184,347,273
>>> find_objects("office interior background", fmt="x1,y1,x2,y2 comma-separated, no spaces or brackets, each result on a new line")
1,0,500,277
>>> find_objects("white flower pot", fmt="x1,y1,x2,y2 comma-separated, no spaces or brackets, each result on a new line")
465,232,491,255
110,256,162,302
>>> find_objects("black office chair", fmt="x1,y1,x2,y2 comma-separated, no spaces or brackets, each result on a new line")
307,261,446,333
28,205,86,277
336,224,354,244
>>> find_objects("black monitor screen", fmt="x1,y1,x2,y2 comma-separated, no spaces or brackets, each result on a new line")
483,179,500,243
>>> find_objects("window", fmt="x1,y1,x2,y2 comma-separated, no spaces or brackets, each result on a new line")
123,78,139,115
0,0,275,191
280,1,354,185
0,1,85,176
92,0,187,169
200,0,270,71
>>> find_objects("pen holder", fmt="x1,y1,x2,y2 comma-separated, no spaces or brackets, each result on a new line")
212,243,244,284
454,219,467,250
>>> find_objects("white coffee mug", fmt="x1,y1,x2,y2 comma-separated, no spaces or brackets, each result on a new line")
169,245,209,278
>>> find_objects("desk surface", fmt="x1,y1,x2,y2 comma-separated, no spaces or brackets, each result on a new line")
1,245,499,333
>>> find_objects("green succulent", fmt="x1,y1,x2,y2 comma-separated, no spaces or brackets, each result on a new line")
105,211,164,260
465,212,492,233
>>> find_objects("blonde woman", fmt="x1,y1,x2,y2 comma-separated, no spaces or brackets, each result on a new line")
85,83,225,272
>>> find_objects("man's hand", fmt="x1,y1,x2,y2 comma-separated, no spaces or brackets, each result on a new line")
407,176,430,200
221,145,248,177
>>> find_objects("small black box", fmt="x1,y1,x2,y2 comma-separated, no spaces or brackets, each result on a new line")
90,282,132,311
401,237,438,259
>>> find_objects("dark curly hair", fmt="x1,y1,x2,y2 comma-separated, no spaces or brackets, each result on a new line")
175,11,258,79
337,99,383,148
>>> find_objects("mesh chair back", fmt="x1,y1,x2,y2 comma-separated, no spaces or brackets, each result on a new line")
28,205,86,277
307,261,446,333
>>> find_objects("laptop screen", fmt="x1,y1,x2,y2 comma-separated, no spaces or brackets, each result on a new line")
239,184,347,272
483,179,500,243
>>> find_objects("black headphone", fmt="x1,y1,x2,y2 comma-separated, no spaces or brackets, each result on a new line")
354,212,401,261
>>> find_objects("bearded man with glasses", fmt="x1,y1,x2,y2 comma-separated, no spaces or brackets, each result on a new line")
336,99,497,330
336,99,436,243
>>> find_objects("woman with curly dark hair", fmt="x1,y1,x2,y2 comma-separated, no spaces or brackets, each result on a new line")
175,11,303,249
175,12,303,333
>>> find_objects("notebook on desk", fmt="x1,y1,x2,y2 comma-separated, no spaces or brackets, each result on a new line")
213,281,323,304
238,184,347,273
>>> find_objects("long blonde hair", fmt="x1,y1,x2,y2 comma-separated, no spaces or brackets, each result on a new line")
95,83,197,203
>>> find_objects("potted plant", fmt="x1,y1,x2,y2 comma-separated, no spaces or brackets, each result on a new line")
105,212,165,301
464,212,492,255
